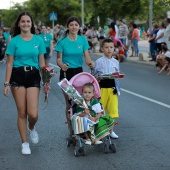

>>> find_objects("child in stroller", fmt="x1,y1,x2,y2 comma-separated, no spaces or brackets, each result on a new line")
66,72,117,156
72,82,116,145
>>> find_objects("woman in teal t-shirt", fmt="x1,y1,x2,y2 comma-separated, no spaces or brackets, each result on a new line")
3,12,46,155
55,16,95,124
39,25,53,66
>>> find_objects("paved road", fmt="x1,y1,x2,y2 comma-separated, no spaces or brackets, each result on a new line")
0,52,170,170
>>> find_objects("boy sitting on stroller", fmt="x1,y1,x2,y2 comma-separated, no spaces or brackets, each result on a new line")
71,83,116,145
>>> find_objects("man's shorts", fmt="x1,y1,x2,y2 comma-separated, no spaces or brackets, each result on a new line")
10,66,41,88
100,88,119,119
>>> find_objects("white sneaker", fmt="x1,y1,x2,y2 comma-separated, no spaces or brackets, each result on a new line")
21,142,31,155
28,126,39,144
110,131,118,139
85,140,91,145
94,140,103,145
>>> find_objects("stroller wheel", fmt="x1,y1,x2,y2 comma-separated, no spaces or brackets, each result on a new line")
104,144,108,154
74,147,79,157
109,144,116,153
66,138,71,147
79,147,86,156
72,137,77,146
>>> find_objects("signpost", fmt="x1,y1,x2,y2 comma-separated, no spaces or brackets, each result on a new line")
49,12,57,34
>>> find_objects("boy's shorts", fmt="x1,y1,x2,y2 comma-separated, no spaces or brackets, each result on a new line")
100,88,119,119
10,66,41,88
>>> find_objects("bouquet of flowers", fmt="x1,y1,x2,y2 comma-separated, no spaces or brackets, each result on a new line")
41,66,57,109
58,78,88,108
58,78,100,124
96,72,125,79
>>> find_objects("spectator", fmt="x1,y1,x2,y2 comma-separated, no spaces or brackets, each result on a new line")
98,27,105,52
132,24,140,57
156,42,169,70
104,25,110,38
127,22,134,57
142,30,147,40
164,18,170,49
85,26,93,53
91,27,98,53
114,41,126,62
118,20,128,46
109,22,119,38
158,51,170,75
155,22,166,52
148,23,159,61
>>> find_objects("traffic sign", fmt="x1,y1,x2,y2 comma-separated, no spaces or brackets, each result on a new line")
167,11,170,18
50,13,57,21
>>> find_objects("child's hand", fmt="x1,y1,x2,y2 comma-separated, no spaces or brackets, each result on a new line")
84,108,90,115
89,117,96,122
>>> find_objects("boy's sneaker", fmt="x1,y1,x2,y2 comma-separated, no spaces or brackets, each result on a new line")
21,142,31,155
110,131,118,139
85,139,91,145
94,140,103,145
28,126,39,144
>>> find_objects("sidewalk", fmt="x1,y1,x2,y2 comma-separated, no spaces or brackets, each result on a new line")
94,40,156,66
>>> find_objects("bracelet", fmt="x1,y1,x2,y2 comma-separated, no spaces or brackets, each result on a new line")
4,82,11,87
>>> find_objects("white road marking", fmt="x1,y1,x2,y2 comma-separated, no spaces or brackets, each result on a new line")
121,88,170,109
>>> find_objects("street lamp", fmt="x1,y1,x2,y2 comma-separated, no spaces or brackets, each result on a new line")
81,0,84,28
149,0,153,31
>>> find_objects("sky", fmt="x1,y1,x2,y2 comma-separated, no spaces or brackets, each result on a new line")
0,0,27,9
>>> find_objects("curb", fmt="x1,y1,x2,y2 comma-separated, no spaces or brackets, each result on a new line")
92,52,156,66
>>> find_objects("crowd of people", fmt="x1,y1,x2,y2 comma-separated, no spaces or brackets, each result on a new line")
148,18,170,75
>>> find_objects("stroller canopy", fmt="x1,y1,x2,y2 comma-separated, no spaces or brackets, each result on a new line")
69,72,100,99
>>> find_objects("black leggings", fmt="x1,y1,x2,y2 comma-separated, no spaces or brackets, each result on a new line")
156,43,162,53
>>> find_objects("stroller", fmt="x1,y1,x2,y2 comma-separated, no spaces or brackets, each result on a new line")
65,72,117,157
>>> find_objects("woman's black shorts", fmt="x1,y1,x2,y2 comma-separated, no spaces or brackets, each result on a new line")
59,67,83,81
10,66,41,88
44,47,51,60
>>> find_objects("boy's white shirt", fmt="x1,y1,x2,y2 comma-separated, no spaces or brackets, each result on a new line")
94,55,120,74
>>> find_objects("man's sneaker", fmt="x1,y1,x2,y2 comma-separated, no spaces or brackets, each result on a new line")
21,142,31,155
94,140,103,145
28,126,39,144
110,131,118,139
85,139,91,145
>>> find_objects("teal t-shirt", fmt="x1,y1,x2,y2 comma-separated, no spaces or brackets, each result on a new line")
55,35,89,68
39,33,53,47
6,34,46,69
3,32,10,41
